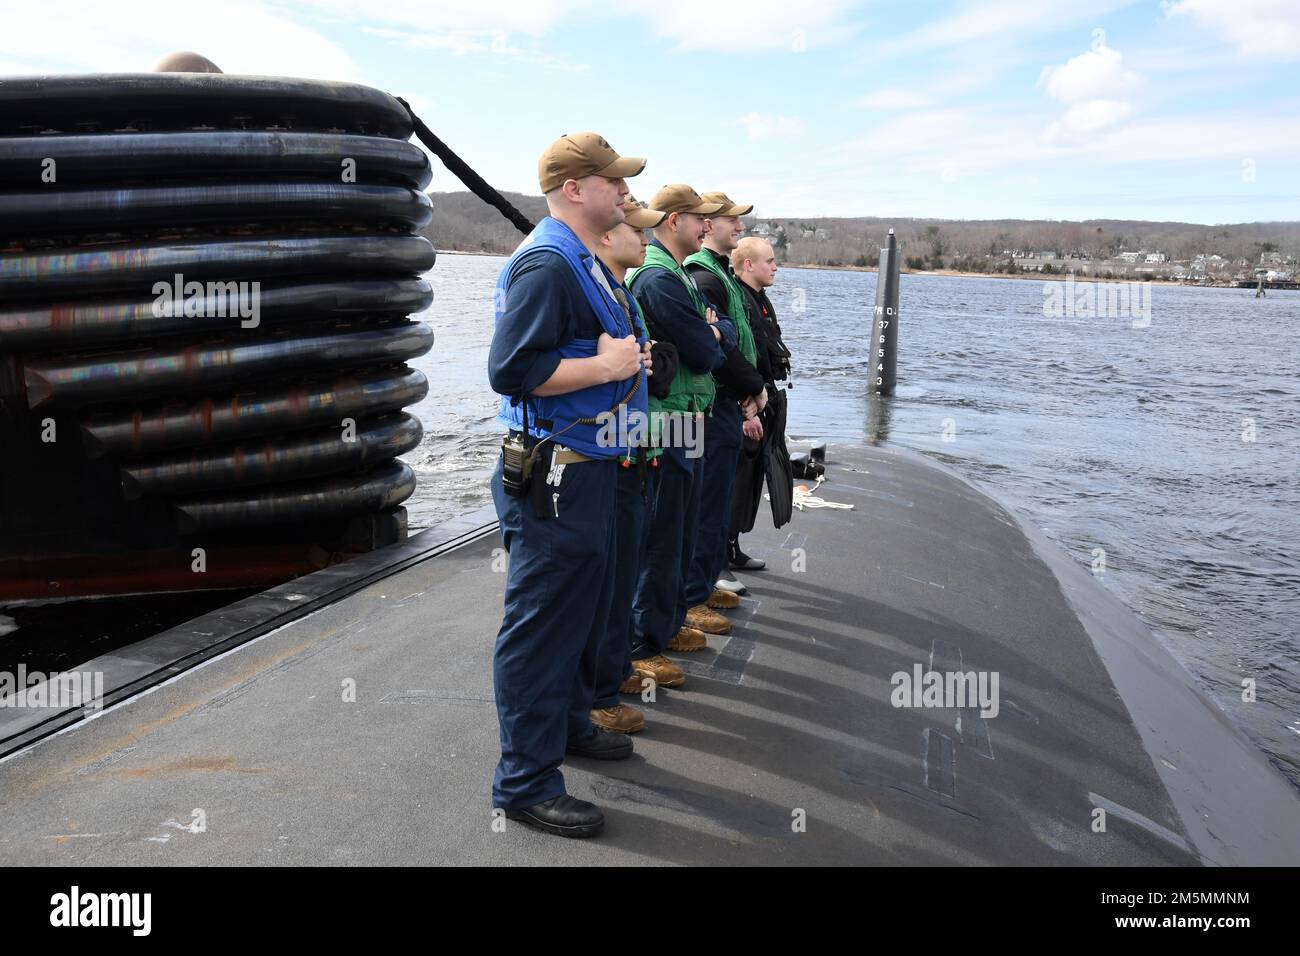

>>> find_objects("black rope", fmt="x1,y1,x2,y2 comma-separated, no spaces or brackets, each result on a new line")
396,97,535,237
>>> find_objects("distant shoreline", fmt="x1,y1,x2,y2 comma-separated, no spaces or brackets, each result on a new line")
435,248,1248,288
777,261,1252,286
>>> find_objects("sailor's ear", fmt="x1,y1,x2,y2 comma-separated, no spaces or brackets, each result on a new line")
560,178,584,204
599,231,614,248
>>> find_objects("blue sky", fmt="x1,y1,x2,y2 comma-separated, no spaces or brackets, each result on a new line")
3,0,1297,223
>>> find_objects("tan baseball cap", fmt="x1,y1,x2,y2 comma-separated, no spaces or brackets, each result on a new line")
538,132,646,193
621,194,667,229
700,191,753,216
650,184,725,216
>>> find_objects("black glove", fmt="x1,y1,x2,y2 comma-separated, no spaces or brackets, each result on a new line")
648,341,679,400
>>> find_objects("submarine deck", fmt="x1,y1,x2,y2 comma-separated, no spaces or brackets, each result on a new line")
2,444,1297,866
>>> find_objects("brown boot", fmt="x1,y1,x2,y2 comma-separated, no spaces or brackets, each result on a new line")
591,703,645,734
667,625,708,652
631,654,685,688
619,672,646,695
707,588,741,609
686,604,732,635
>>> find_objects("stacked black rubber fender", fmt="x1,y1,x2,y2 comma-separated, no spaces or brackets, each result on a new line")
0,74,436,600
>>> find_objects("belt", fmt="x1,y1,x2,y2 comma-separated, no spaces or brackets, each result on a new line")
505,431,600,465
554,447,596,465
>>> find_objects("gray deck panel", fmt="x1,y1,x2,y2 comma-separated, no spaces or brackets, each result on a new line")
2,444,1297,865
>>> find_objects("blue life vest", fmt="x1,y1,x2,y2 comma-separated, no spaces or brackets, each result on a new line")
494,216,646,459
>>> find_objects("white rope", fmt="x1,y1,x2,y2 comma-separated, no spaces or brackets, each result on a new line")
768,476,855,512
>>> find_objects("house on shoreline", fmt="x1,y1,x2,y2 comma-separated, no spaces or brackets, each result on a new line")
979,247,1286,284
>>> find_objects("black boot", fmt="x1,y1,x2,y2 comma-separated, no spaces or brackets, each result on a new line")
729,535,766,571
503,795,604,838
566,725,633,760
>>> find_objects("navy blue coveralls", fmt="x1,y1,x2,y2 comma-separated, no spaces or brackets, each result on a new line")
627,240,733,660
593,291,660,709
684,394,743,606
593,459,661,707
487,247,632,811
684,250,763,607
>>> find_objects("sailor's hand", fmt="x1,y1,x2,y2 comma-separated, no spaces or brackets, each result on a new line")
705,308,722,341
598,333,643,381
743,417,764,441
641,340,653,375
755,388,769,413
740,396,757,419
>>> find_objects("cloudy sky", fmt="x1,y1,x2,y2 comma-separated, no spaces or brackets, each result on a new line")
3,0,1297,223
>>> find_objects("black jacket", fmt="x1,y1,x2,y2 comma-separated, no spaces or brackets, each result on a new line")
686,248,765,402
739,280,791,387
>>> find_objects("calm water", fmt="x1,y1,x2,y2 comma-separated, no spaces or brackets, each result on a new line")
405,252,1300,783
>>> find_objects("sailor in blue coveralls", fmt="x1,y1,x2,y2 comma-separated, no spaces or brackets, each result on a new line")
681,192,767,636
625,185,735,684
589,196,670,735
487,133,651,839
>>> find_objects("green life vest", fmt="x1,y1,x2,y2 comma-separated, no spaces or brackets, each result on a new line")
627,242,717,415
684,249,758,367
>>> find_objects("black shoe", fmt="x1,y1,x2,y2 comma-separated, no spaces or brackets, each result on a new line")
566,726,633,760
503,795,604,838
729,538,766,571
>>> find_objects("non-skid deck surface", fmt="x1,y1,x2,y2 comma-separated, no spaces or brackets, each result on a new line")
3,445,1296,865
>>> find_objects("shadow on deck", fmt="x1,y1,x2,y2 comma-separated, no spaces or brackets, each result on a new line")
2,445,1297,865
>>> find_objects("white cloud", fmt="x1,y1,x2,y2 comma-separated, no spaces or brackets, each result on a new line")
737,112,806,140
529,51,591,73
849,70,992,112
325,0,861,54
1038,44,1141,102
622,0,863,52
0,0,596,82
830,100,1300,182
831,106,1037,177
892,0,1136,54
1045,99,1135,140
362,26,589,71
1163,0,1300,60
1063,99,1133,131
363,28,505,56
1038,44,1141,138
0,0,362,81
300,0,582,37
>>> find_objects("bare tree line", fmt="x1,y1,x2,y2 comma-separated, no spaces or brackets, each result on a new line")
419,191,1299,269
